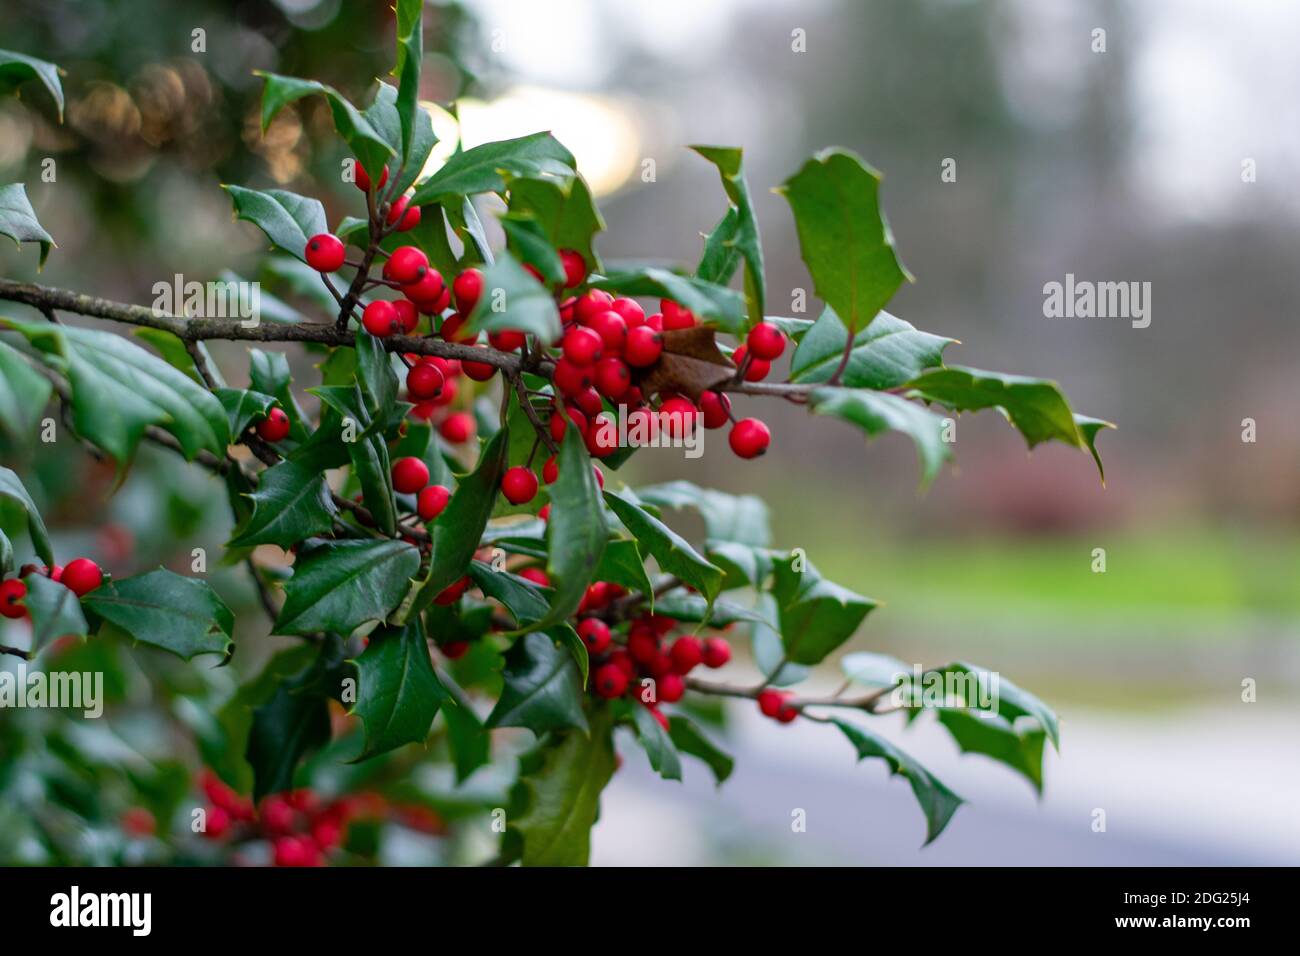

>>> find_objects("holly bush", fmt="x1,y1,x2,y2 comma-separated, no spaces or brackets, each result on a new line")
0,3,1108,866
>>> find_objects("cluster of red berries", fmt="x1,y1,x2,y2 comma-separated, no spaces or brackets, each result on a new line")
305,211,783,463
197,771,436,867
0,558,104,620
573,596,733,729
756,688,801,724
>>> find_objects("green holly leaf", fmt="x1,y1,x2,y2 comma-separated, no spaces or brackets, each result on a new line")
508,174,605,272
444,195,494,264
486,631,588,735
628,701,682,781
691,146,765,327
82,569,234,661
0,530,12,577
707,540,775,590
779,148,912,334
0,340,51,443
0,49,64,120
590,267,747,335
228,459,337,549
0,183,55,267
905,365,1112,478
275,539,419,637
248,348,309,441
314,383,397,536
465,250,563,342
392,0,424,167
410,131,576,204
353,330,399,420
790,307,953,388
936,709,1047,792
213,387,277,440
593,538,653,597
510,704,616,866
0,468,53,566
772,555,875,666
535,429,606,626
668,714,734,785
351,619,447,760
500,216,565,286
809,387,952,487
649,591,770,628
750,593,809,686
926,661,1060,749
468,560,551,627
1,320,228,465
440,668,491,783
246,640,344,800
254,72,393,184
604,490,722,605
223,186,328,264
832,718,963,845
415,427,510,609
21,572,87,653
637,480,771,548
840,651,910,689
1075,414,1114,482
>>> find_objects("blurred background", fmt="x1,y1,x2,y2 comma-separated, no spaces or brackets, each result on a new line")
1,0,1296,864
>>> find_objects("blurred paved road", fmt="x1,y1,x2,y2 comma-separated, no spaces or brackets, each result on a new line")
592,704,1299,866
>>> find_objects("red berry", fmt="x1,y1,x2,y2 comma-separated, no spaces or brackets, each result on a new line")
440,412,474,444
387,195,421,230
559,249,587,288
417,484,451,521
731,344,770,381
441,639,469,658
362,300,402,337
430,375,458,408
648,706,670,731
519,568,550,587
659,396,699,439
574,387,604,419
393,299,419,334
538,503,551,521
575,290,615,325
747,322,786,361
120,806,156,837
577,618,611,655
608,649,635,679
489,329,526,352
542,455,559,484
585,414,619,458
62,558,103,597
628,627,659,665
434,575,471,606
553,358,593,396
668,635,703,675
354,162,387,192
439,312,475,343
406,363,444,401
580,581,612,612
562,326,603,366
623,326,663,367
645,312,664,332
383,246,429,285
392,456,430,494
0,579,27,619
657,673,685,703
593,663,629,699
699,390,731,429
201,804,231,840
549,405,586,442
593,356,630,400
304,234,345,272
462,353,497,381
273,835,320,867
729,418,770,459
402,269,446,304
453,269,484,314
625,405,659,444
660,300,696,330
256,407,291,442
610,297,645,328
757,689,787,718
701,637,731,668
501,466,539,505
777,701,800,723
588,311,627,354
